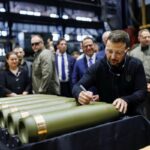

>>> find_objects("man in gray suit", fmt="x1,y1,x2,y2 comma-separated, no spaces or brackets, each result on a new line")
31,35,60,95
129,29,150,119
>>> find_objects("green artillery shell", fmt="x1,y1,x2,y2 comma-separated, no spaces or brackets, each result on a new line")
18,102,119,144
0,94,59,104
7,101,77,135
0,98,75,128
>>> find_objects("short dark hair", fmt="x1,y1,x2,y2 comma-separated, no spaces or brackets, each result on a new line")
5,52,18,70
13,46,24,51
82,36,95,45
108,30,130,48
56,37,66,46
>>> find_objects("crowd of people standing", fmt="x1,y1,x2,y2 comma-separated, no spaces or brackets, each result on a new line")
0,29,150,119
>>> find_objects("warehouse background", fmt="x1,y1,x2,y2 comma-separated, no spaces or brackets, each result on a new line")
0,0,150,57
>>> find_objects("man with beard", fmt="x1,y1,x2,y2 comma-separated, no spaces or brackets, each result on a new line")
72,30,147,116
129,29,150,119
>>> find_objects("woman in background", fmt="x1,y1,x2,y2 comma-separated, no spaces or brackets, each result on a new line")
0,52,31,97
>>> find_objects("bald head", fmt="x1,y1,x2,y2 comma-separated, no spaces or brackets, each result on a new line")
102,31,111,45
31,35,44,52
138,29,150,47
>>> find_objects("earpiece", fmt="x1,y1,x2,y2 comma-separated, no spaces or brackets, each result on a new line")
122,54,127,68
116,74,120,77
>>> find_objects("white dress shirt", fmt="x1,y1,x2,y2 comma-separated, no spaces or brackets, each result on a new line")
86,53,96,67
56,50,69,82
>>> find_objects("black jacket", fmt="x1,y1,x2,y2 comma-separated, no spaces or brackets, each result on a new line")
0,85,10,97
0,68,31,96
72,56,147,115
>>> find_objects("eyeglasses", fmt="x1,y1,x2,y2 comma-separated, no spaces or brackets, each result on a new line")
31,42,41,47
106,49,126,57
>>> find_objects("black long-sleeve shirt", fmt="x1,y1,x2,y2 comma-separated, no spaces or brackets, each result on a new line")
0,68,31,96
0,85,10,97
72,56,147,115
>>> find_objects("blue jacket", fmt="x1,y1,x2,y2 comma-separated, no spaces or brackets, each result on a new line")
97,50,105,59
72,54,99,94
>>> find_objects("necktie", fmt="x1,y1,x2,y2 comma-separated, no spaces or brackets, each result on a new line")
89,58,93,67
61,54,66,80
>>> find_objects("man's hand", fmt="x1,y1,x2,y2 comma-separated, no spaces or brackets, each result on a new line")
6,93,18,97
92,94,99,101
112,98,128,114
22,91,28,95
78,91,93,105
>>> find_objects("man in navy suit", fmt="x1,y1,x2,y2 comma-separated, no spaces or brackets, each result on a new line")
72,37,99,101
55,38,76,97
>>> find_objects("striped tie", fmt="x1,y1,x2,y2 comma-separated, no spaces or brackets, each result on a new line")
89,58,93,67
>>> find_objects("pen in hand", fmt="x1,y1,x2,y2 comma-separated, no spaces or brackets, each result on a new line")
80,85,87,92
80,85,95,101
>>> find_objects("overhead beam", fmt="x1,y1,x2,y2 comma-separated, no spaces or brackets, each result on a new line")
6,0,101,12
0,12,103,29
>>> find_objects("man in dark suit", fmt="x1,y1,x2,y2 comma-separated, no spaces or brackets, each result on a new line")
72,37,99,100
55,38,76,97
72,30,147,115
